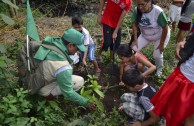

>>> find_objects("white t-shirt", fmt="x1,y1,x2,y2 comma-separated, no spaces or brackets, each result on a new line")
138,5,163,40
180,53,194,82
81,27,94,45
180,0,194,23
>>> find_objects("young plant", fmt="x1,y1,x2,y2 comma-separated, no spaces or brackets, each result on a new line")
80,75,104,112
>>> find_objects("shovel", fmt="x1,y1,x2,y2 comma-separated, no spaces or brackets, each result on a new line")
84,65,90,75
109,40,118,74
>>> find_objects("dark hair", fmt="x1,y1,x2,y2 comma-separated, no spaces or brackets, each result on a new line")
72,15,83,25
181,0,191,15
122,69,144,87
117,44,134,57
137,0,154,22
178,32,194,66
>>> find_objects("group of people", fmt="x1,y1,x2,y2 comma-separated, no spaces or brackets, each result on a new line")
24,0,194,125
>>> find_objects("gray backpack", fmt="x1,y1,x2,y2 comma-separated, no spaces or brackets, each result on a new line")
17,41,65,91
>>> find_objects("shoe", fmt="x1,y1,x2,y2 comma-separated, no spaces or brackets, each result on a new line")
94,71,101,77
156,67,163,76
155,71,162,77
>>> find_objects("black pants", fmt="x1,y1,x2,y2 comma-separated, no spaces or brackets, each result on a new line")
102,23,121,51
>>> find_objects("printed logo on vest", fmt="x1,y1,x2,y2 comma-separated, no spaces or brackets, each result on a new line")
112,0,120,4
120,2,126,9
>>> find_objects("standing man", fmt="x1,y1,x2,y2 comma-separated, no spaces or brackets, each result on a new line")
97,0,132,64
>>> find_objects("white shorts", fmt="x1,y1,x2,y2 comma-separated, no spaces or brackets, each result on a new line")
168,4,181,23
39,75,84,96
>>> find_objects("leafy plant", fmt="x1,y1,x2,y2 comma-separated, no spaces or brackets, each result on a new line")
80,75,105,112
0,43,18,95
0,0,19,25
0,88,66,126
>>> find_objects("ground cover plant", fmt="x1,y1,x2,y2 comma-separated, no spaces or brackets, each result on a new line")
0,1,190,125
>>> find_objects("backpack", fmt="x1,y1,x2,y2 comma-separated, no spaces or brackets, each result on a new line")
17,41,66,90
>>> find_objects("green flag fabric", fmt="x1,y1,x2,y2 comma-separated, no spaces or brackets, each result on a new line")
26,0,40,41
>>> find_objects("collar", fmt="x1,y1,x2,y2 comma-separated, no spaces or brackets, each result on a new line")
138,83,148,92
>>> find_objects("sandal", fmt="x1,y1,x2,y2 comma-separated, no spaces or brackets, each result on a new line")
97,58,103,66
94,71,101,76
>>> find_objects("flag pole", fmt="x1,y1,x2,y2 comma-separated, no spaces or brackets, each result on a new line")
26,34,30,71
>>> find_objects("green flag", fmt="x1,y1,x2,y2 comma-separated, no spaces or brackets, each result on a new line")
26,0,40,41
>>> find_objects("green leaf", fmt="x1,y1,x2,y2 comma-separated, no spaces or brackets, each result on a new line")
49,101,59,110
23,109,30,113
3,97,9,103
92,96,104,112
81,90,92,97
17,117,30,126
4,117,15,124
80,87,84,95
30,117,37,123
7,105,18,114
0,13,15,25
2,0,19,9
0,60,7,67
94,89,104,98
0,43,6,53
92,80,98,87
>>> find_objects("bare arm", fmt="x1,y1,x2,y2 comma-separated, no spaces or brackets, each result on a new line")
141,111,160,126
119,63,124,81
82,45,88,65
131,111,159,126
131,22,139,48
157,25,168,53
137,56,156,77
97,0,105,25
175,41,186,60
112,10,128,41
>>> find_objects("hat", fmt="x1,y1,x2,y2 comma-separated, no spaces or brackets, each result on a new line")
62,28,86,52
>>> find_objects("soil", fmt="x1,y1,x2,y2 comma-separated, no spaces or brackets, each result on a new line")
74,63,128,112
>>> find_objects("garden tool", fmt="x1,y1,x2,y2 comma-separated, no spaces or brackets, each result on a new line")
109,40,118,74
84,64,90,75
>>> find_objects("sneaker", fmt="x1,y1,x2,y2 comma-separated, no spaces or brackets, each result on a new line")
155,71,162,77
156,67,163,76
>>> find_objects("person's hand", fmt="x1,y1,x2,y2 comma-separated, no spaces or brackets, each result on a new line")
82,60,87,66
175,41,186,60
97,14,102,25
119,81,125,87
112,30,117,42
130,121,142,126
118,104,124,111
77,51,81,56
131,40,138,49
87,103,96,111
156,43,164,53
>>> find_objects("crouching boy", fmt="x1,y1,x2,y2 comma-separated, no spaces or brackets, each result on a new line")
119,69,160,125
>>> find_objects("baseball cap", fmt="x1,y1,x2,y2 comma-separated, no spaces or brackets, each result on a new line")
62,28,86,52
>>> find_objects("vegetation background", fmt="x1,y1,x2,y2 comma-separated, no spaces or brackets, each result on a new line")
0,0,194,126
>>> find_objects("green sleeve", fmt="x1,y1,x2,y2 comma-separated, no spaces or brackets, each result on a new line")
131,10,137,23
157,11,168,28
56,70,88,107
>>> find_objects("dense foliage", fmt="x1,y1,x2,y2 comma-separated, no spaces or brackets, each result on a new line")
1,1,193,126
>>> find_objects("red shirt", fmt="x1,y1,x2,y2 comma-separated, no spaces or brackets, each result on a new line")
102,0,132,28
